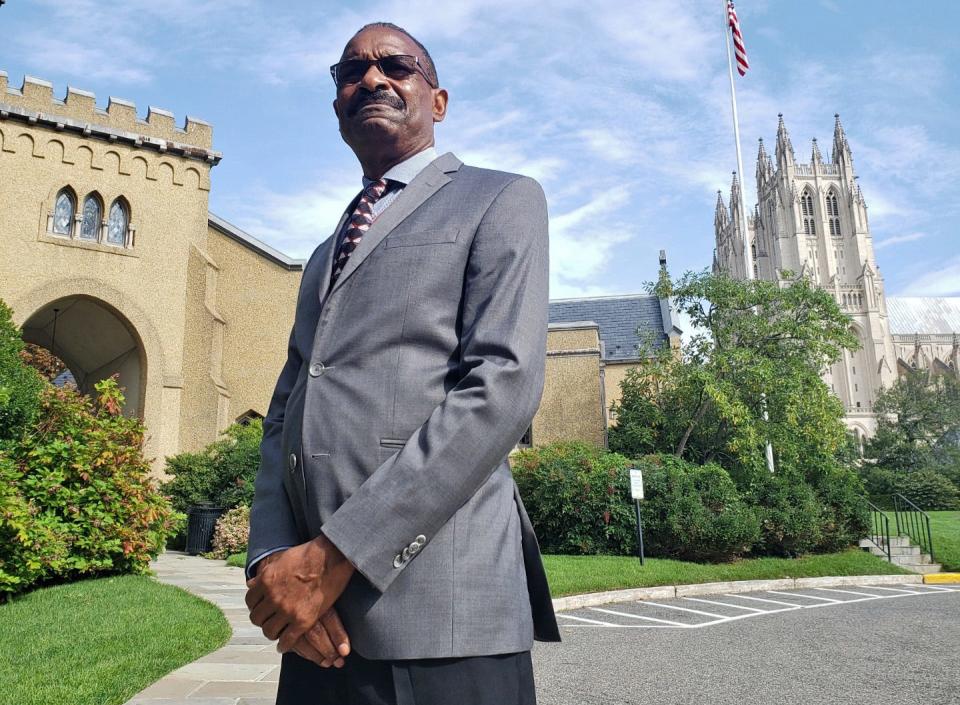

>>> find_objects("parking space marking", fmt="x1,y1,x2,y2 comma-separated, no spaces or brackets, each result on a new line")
767,590,842,603
813,587,887,598
558,584,958,630
682,597,768,613
556,613,619,626
912,584,954,592
638,601,729,618
856,585,923,594
591,607,690,626
724,594,802,608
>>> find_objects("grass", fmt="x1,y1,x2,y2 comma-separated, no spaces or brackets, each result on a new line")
227,548,907,599
0,574,231,705
226,552,246,569
882,510,960,572
542,549,909,597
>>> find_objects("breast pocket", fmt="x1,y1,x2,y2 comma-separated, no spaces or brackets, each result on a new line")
384,228,460,248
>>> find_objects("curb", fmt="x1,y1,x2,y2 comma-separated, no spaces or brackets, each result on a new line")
551,574,925,612
924,573,960,584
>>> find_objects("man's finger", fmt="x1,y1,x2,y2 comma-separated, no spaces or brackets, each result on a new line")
304,620,340,665
277,617,311,655
261,612,291,642
320,609,351,658
244,578,265,611
292,636,331,668
248,599,276,628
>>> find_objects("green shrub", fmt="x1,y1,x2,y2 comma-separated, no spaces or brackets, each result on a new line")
0,378,182,598
744,468,823,557
162,420,263,513
511,441,637,555
895,469,960,510
0,299,44,444
637,454,760,562
208,505,250,559
805,464,871,552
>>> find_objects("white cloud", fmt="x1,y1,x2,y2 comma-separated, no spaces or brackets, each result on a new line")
902,256,960,297
874,232,927,250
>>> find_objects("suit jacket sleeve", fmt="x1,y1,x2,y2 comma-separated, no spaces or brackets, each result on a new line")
320,175,549,594
245,324,305,578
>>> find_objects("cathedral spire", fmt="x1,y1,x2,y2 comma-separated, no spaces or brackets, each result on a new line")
832,112,853,166
756,138,773,186
775,113,795,167
811,137,823,164
714,189,729,229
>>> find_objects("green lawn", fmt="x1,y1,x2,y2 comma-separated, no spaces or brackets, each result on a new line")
228,548,907,599
928,511,960,571
1,574,231,705
882,510,960,572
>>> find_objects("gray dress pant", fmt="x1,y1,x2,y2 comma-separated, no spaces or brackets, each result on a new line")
275,649,537,705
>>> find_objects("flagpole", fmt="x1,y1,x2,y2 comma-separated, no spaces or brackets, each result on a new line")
723,0,751,281
724,0,776,473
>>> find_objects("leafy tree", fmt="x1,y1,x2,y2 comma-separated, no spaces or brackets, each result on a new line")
0,299,44,444
865,370,960,477
609,270,857,477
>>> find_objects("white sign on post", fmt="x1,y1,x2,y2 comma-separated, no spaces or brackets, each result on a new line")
629,468,644,500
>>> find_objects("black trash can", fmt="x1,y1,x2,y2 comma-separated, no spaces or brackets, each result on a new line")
186,505,226,555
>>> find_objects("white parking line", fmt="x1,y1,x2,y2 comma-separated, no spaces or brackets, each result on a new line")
682,597,768,613
911,584,956,592
591,607,690,626
725,594,803,608
813,587,887,598
856,585,923,594
557,613,619,626
767,590,841,603
638,601,729,619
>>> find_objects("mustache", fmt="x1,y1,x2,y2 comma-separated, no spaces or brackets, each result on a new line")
347,89,405,117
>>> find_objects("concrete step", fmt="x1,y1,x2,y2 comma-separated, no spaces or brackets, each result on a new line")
866,545,921,558
897,562,942,575
860,536,914,549
892,553,933,566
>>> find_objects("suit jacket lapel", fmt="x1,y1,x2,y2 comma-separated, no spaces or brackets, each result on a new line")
325,153,462,299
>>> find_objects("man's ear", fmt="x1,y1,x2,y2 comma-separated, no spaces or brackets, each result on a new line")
333,98,341,120
432,89,448,123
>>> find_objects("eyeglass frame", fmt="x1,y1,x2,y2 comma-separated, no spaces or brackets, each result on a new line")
329,54,438,90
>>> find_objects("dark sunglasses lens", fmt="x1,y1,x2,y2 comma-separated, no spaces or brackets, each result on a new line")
336,59,369,86
380,55,419,78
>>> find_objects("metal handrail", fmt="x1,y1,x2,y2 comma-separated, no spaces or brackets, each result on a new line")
893,493,935,563
865,500,891,562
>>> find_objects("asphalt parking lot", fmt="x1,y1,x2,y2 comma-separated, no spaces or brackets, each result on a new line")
533,583,960,705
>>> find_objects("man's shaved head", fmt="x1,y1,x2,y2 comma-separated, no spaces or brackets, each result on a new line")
345,22,438,88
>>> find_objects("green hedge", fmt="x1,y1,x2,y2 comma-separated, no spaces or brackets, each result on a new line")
513,442,870,562
0,300,44,444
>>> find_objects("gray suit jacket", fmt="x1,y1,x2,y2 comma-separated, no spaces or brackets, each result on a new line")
246,151,560,660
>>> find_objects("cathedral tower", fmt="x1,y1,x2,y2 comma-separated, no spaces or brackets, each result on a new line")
713,115,898,436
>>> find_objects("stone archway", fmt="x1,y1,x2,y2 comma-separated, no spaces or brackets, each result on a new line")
20,295,146,417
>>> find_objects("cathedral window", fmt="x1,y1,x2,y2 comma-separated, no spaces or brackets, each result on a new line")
52,188,76,236
107,199,129,246
80,194,102,240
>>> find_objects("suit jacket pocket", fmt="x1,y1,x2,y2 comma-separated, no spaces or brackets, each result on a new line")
384,228,460,248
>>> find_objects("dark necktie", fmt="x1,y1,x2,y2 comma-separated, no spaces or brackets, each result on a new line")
330,178,390,286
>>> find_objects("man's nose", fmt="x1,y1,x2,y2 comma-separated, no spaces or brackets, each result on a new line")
359,62,390,91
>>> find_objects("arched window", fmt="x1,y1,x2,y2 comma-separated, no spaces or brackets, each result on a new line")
826,191,841,236
53,188,76,236
80,194,102,240
801,190,817,236
107,199,129,246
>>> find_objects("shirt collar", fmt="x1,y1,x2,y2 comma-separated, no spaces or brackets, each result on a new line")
362,146,439,189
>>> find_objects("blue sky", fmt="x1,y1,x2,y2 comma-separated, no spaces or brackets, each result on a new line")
2,0,958,299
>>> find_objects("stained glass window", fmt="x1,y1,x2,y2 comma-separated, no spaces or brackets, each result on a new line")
53,190,75,235
107,200,128,245
80,195,101,240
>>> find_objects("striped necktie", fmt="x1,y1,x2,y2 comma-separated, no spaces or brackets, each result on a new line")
330,178,390,286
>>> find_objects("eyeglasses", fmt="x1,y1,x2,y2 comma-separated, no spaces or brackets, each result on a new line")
329,54,437,89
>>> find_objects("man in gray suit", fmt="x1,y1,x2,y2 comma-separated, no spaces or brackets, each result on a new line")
244,21,560,704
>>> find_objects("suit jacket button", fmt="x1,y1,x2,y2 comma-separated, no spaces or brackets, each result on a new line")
393,553,404,568
415,534,426,545
401,547,411,560
309,362,325,377
288,453,297,470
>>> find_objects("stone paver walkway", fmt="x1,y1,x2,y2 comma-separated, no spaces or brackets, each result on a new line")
125,551,280,705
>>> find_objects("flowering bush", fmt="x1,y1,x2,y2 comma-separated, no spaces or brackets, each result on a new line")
208,504,250,559
0,377,182,598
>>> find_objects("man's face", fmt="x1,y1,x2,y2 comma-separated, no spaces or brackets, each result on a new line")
332,27,446,159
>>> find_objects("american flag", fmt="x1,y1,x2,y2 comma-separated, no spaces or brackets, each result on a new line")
727,0,750,76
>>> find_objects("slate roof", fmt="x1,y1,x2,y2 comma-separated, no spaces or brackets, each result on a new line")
887,297,960,335
549,294,668,360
